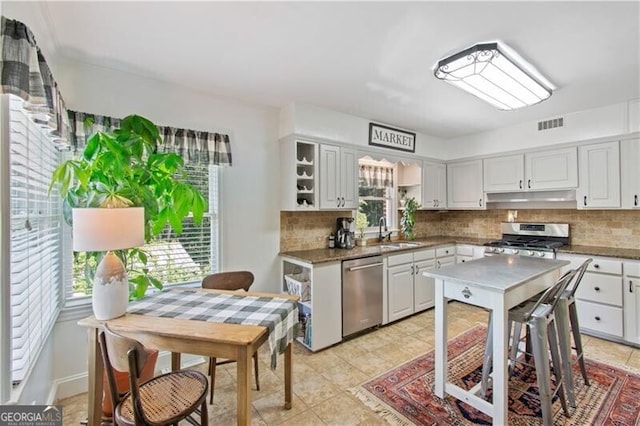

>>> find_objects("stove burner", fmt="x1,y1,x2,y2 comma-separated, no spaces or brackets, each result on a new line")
484,237,566,250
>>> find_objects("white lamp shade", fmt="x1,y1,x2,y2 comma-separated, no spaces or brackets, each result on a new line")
72,207,145,252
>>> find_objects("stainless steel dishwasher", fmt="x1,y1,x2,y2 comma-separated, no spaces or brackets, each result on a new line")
342,256,383,337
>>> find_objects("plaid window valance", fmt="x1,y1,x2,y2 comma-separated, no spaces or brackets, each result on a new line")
0,16,70,146
359,164,394,188
69,110,233,166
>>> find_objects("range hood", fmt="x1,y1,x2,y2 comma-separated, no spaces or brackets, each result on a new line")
485,190,577,209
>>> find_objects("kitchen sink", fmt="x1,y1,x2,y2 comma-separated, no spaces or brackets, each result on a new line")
378,242,422,250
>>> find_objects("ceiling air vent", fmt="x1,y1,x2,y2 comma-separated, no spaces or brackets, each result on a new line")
537,117,564,131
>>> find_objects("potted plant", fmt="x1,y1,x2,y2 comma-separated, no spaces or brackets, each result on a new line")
49,114,207,299
400,197,421,240
355,211,369,246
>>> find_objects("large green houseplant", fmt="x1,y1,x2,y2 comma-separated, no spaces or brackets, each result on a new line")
400,197,421,240
49,114,207,298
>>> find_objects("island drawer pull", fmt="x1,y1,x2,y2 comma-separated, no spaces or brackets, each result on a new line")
461,287,472,299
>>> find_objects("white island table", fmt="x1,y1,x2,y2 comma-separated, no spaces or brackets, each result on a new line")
423,255,569,425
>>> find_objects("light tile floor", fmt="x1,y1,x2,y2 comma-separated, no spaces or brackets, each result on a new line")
59,302,639,425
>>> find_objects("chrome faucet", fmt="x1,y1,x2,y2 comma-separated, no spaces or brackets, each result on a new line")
378,217,391,242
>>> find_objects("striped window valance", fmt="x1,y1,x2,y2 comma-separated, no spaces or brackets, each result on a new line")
0,16,70,147
359,164,394,188
69,110,232,166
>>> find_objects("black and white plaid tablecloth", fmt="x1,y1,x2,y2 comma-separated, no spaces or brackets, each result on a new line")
127,288,299,369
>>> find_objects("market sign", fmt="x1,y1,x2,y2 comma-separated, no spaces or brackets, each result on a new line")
368,123,416,153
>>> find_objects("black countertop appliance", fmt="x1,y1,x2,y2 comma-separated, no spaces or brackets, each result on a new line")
336,217,355,249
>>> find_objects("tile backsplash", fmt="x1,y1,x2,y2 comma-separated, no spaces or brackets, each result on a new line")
280,209,640,251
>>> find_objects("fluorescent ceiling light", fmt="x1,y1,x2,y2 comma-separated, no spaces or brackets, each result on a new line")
434,42,553,110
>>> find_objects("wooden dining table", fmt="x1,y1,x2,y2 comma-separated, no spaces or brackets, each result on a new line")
78,288,299,426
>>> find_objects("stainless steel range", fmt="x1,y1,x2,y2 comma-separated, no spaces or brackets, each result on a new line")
484,222,569,259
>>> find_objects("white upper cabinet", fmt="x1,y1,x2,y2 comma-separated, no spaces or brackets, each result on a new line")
577,141,620,209
447,159,484,209
483,147,578,193
319,144,358,210
621,139,640,209
483,154,525,192
525,147,578,190
422,160,447,209
280,139,319,210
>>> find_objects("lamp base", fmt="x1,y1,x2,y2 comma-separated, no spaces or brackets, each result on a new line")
92,251,129,320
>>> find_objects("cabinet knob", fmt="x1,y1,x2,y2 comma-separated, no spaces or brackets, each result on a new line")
594,286,600,292
593,264,600,269
461,287,472,299
595,316,601,321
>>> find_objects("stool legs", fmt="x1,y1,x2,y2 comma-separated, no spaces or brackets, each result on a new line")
530,315,570,426
555,298,576,407
568,298,589,385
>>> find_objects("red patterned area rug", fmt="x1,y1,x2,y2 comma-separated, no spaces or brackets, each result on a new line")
350,326,640,425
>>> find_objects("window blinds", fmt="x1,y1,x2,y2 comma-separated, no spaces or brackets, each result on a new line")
141,163,218,286
7,95,62,383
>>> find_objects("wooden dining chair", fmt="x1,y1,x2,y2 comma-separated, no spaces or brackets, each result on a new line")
99,324,208,425
202,270,261,404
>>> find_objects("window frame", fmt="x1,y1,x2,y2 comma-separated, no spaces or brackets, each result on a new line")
357,157,398,236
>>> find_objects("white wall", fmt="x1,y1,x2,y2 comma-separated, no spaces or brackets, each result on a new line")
444,103,628,160
280,103,448,160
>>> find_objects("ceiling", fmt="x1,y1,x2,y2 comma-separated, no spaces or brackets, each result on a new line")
24,1,640,139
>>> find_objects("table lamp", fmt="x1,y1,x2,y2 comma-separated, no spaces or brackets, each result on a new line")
72,207,145,320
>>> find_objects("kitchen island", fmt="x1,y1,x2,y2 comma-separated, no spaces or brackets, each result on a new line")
423,255,569,425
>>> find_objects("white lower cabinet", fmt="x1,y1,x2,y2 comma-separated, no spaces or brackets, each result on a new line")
280,257,342,351
456,244,484,263
436,246,455,268
557,253,624,339
623,261,640,344
387,249,436,323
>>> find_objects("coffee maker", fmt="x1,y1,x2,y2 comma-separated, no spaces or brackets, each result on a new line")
336,217,355,249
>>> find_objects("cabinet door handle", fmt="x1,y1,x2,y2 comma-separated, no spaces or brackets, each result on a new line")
410,265,415,275
340,197,344,207
479,198,482,207
635,195,638,206
584,195,587,206
594,286,601,292
630,280,634,293
437,260,441,268
337,199,341,208
519,180,523,189
595,316,601,321
528,179,531,189
415,265,420,274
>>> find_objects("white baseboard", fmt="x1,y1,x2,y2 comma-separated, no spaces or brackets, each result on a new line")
53,352,208,401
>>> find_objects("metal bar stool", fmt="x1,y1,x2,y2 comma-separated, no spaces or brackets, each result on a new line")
554,258,592,407
481,268,577,426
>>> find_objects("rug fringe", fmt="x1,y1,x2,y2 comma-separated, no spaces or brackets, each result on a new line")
349,387,413,426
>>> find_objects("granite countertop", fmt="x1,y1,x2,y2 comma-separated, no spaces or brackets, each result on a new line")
557,245,640,260
279,237,640,264
279,236,491,264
